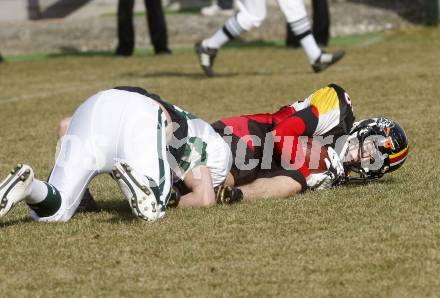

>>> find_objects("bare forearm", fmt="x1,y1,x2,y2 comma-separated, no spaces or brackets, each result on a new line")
240,176,302,201
178,192,213,208
176,166,216,208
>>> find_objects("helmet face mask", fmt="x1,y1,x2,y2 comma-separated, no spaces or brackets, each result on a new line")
340,117,409,182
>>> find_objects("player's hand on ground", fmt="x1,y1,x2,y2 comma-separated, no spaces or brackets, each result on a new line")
306,172,334,190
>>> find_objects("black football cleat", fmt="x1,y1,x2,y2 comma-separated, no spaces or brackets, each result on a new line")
312,50,345,73
195,42,218,77
214,184,243,205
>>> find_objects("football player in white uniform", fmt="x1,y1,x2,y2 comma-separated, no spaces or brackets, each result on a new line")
0,87,232,222
196,0,345,76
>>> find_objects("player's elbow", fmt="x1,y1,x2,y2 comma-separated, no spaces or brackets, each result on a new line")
194,190,215,208
279,177,303,198
201,192,216,208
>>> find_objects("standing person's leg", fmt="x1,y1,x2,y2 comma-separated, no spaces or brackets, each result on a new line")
144,0,171,54
286,0,329,48
116,0,135,56
28,0,41,20
285,22,300,48
278,0,344,73
312,0,329,47
196,0,267,76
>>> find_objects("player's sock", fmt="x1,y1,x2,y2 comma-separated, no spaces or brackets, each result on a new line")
25,180,61,217
203,15,245,49
289,17,321,64
203,29,229,49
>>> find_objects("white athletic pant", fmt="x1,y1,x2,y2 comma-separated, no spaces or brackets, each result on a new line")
236,0,307,30
32,90,173,221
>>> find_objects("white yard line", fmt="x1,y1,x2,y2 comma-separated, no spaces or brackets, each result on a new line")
0,83,106,105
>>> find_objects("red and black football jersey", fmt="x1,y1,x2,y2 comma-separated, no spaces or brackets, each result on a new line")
212,84,355,188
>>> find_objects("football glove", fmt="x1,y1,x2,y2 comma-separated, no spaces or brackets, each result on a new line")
324,147,346,186
214,184,243,204
306,172,334,190
167,185,182,208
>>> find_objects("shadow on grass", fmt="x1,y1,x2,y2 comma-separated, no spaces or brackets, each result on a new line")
45,46,161,59
0,217,33,228
344,177,396,189
121,70,241,79
225,39,284,49
47,46,114,59
94,198,140,223
122,67,308,79
39,0,93,19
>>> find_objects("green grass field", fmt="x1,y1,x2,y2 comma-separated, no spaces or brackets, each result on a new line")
0,27,439,297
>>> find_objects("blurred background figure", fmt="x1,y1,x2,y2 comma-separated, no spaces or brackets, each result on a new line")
286,0,330,48
27,0,41,20
196,0,344,76
201,0,235,16
115,0,171,56
0,53,4,63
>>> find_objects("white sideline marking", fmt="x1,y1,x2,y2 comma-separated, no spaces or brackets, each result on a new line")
0,74,167,105
0,83,105,105
0,87,76,104
357,35,384,47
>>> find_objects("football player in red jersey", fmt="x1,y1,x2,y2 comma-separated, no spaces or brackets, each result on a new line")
209,84,408,203
210,83,354,201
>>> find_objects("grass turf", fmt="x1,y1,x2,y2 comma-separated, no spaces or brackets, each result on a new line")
0,27,439,297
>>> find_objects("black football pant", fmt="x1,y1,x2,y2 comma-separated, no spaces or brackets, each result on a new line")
116,0,169,55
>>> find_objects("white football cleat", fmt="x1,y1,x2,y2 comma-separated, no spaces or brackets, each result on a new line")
111,162,162,221
0,164,34,217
